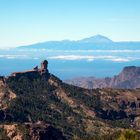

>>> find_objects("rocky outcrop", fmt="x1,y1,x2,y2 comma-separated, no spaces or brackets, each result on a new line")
134,117,140,131
10,60,50,78
0,77,16,110
1,122,66,140
65,66,140,89
110,66,140,88
3,124,23,140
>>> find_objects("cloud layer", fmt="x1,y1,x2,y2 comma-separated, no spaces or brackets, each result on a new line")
0,49,140,62
48,55,140,62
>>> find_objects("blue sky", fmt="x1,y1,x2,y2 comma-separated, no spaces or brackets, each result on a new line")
0,0,140,48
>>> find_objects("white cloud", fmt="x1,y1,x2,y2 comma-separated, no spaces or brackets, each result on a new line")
107,58,130,62
48,55,140,62
87,58,94,62
49,49,140,53
17,49,140,53
49,55,95,60
48,55,115,61
0,54,28,59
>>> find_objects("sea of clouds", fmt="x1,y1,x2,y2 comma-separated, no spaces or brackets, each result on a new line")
0,49,140,62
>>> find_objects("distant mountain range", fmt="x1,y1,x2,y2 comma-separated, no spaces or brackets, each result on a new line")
65,66,140,89
19,35,140,50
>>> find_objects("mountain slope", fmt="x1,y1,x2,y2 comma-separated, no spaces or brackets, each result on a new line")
80,34,113,43
0,60,140,139
65,66,140,89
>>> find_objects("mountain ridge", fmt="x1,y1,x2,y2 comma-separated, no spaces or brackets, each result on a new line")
65,66,140,89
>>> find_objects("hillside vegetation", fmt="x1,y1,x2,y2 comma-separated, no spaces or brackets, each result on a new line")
0,61,140,139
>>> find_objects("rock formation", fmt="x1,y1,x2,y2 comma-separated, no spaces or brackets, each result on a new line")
65,66,140,89
10,60,49,78
41,60,48,71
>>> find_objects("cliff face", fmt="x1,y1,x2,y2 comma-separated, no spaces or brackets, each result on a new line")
65,66,140,89
110,66,140,88
0,61,140,139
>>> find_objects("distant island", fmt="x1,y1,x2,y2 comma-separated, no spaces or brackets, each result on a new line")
18,35,140,50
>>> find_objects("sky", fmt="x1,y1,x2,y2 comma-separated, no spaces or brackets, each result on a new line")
0,0,140,48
